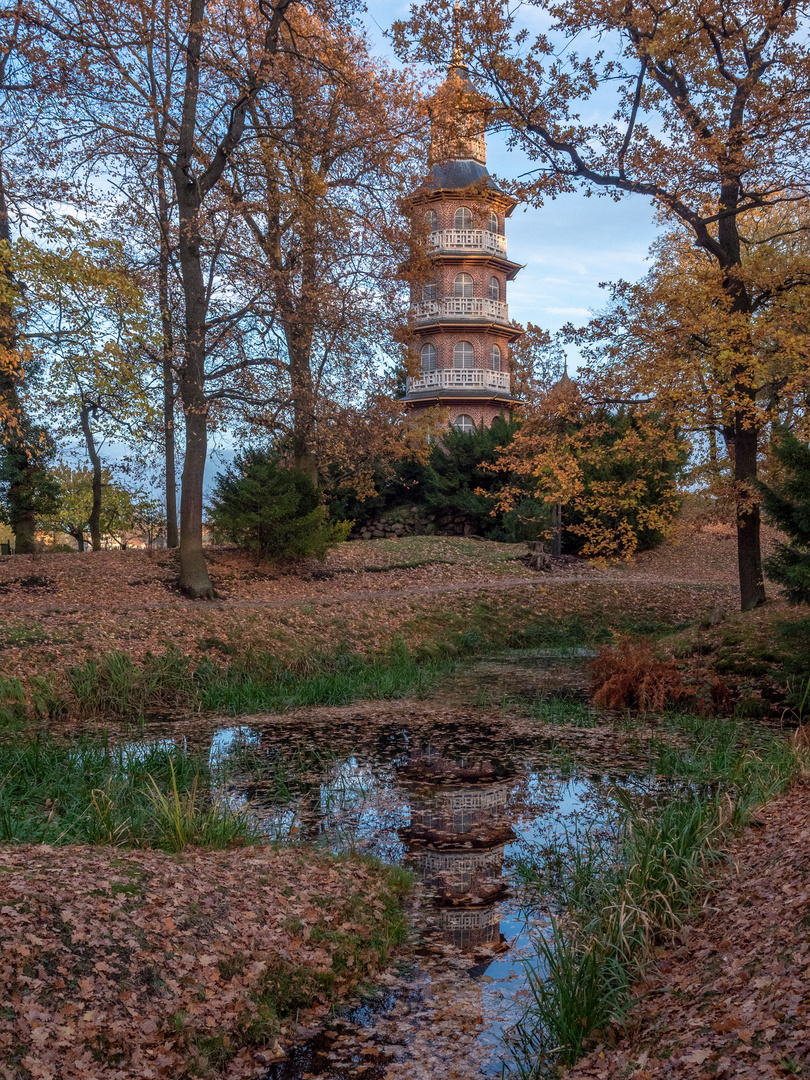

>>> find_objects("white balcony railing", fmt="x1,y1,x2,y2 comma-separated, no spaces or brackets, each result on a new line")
414,297,509,323
406,368,512,395
428,228,507,256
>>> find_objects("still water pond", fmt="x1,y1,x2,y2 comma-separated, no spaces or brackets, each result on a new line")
188,654,659,1079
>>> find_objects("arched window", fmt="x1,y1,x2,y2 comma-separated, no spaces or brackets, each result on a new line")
421,343,437,372
453,414,476,433
454,207,473,229
454,273,474,298
490,344,501,371
422,282,437,301
425,209,438,232
488,276,500,301
488,211,499,234
453,341,474,369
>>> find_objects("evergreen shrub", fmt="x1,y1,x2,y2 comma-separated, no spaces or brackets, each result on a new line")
324,410,683,552
209,449,349,561
759,426,810,605
562,409,685,555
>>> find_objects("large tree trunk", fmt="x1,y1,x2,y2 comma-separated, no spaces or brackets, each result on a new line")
289,343,318,485
170,0,291,596
157,159,179,548
178,374,213,597
6,448,37,553
79,400,103,551
717,183,766,612
173,0,213,599
176,186,214,597
285,165,319,487
0,162,38,555
734,421,765,610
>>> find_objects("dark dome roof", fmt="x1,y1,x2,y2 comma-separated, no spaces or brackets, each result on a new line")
422,159,504,194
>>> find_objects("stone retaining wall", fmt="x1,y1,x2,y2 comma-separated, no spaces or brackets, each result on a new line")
349,504,476,540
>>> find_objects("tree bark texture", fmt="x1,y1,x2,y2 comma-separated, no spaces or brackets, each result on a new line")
0,158,38,555
157,160,179,548
173,0,215,598
717,195,767,609
171,0,293,597
6,454,36,553
734,423,765,610
79,400,103,551
288,340,318,485
176,209,214,596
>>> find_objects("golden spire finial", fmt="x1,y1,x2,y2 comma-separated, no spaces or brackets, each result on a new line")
451,1,463,67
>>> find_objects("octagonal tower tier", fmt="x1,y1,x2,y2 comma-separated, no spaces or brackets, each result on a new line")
402,49,524,431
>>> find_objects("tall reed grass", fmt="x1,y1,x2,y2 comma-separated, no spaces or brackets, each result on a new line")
6,640,457,724
512,715,801,1076
1,609,681,728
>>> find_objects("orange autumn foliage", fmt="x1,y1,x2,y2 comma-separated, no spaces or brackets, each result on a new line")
394,0,810,611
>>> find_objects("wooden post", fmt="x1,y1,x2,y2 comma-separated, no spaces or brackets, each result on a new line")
550,500,562,558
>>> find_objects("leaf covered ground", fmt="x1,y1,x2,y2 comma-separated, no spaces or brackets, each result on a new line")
565,778,810,1080
0,519,776,685
1,518,807,1079
0,845,407,1080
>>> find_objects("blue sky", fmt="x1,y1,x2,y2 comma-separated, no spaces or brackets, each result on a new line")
363,1,662,359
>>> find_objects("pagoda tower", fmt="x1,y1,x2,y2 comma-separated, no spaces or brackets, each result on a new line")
401,32,523,431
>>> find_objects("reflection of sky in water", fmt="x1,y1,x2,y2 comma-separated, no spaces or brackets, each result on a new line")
469,778,605,1073
210,725,258,756
208,717,628,1077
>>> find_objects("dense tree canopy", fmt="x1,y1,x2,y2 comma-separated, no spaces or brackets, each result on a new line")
1,0,810,587
0,0,422,580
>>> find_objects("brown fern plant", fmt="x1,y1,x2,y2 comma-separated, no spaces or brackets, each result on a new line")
590,638,729,715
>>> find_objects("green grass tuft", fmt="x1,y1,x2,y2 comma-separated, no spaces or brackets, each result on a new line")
512,714,801,1074
0,735,256,850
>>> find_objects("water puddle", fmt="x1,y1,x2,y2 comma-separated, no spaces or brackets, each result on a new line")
145,653,664,1077
238,745,613,1079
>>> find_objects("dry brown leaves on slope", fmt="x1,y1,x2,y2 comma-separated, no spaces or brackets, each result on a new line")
0,539,540,611
616,518,782,586
565,779,810,1080
0,845,397,1080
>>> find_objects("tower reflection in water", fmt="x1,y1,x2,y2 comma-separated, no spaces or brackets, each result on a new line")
398,747,517,953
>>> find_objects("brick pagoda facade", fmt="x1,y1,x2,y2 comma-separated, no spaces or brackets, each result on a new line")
402,49,523,431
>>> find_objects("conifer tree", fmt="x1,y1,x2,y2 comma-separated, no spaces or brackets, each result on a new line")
759,429,810,606
209,450,349,562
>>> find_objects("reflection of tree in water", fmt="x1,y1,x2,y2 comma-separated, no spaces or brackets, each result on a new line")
225,732,352,842
398,748,519,953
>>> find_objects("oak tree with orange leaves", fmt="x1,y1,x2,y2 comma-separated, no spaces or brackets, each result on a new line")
576,218,810,501
222,17,424,485
395,0,810,609
493,375,685,561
